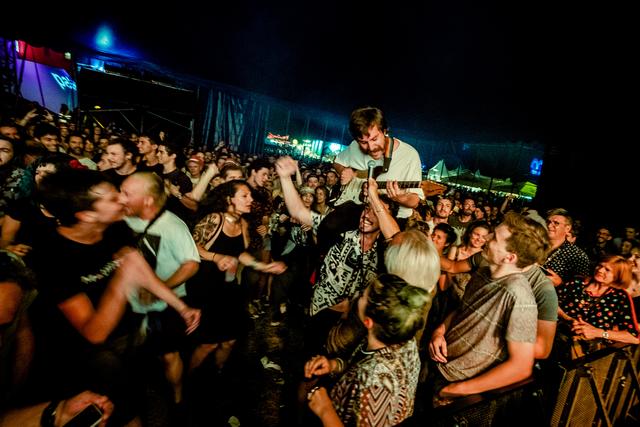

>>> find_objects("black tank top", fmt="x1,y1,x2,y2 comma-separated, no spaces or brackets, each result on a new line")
210,230,245,258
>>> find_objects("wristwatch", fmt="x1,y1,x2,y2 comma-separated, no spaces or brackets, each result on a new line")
602,330,610,340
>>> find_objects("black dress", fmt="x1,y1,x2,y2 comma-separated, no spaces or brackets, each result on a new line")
186,230,246,344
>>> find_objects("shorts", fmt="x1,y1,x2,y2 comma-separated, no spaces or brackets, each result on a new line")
144,308,187,354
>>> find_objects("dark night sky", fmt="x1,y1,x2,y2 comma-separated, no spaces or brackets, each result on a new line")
6,2,634,145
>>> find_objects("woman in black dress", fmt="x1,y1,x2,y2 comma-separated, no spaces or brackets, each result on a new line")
188,180,286,372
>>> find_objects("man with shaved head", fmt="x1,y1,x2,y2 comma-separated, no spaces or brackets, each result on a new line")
120,172,200,405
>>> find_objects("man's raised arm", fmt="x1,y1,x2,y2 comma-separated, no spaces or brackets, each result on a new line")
275,156,312,227
367,178,400,239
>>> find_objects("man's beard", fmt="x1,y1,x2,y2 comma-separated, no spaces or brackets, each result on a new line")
359,226,380,235
368,150,383,160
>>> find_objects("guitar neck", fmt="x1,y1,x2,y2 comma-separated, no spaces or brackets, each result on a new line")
376,180,422,189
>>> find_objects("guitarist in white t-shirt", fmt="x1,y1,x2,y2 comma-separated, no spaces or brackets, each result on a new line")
334,106,444,225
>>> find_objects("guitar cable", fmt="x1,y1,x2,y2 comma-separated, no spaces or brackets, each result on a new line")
359,203,367,293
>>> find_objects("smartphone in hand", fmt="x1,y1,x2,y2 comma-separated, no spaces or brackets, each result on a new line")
63,403,103,427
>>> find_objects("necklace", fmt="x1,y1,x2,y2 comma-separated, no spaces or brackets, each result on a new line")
585,283,608,298
224,214,238,223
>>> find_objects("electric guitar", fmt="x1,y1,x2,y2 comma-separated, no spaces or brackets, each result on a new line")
334,174,447,206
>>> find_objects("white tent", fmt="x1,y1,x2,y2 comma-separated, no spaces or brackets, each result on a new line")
447,165,468,177
427,159,449,181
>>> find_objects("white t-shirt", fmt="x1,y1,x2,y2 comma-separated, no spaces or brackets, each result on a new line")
125,210,200,313
335,139,424,218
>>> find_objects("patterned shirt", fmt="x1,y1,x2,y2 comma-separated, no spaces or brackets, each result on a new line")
557,279,639,336
310,212,378,316
332,340,420,427
0,166,25,218
543,240,590,284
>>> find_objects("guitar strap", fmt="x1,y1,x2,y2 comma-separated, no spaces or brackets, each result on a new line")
382,132,394,172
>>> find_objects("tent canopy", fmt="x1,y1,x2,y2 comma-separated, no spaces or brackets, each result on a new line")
427,159,537,198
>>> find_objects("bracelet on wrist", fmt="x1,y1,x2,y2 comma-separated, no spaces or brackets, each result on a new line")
331,358,345,377
41,400,61,427
210,252,217,262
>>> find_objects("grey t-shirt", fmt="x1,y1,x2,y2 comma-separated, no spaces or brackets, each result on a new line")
471,253,558,322
438,267,538,382
523,266,558,322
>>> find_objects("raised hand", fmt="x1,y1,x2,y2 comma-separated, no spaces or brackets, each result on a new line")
275,156,298,178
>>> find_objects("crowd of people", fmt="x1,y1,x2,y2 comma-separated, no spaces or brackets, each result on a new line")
2,102,640,426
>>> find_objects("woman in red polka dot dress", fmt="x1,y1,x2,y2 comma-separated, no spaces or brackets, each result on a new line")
557,255,639,347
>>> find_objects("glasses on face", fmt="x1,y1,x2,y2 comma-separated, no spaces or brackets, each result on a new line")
546,219,566,227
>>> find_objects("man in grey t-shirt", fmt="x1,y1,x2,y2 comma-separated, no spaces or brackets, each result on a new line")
429,212,551,398
440,250,558,360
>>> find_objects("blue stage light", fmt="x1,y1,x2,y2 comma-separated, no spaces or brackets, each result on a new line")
95,25,114,49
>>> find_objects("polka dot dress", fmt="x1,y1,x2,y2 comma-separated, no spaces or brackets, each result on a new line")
558,279,639,336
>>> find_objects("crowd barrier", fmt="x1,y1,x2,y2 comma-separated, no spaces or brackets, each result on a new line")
407,345,640,426
550,345,640,427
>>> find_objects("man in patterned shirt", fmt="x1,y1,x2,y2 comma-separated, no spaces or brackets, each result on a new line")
275,156,400,317
543,208,590,286
276,156,401,354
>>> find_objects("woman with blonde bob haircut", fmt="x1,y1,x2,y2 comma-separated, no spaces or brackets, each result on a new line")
384,229,441,294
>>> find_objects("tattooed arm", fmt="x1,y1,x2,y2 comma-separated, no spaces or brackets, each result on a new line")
193,213,223,261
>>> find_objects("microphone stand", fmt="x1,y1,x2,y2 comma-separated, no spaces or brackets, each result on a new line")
360,160,377,291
